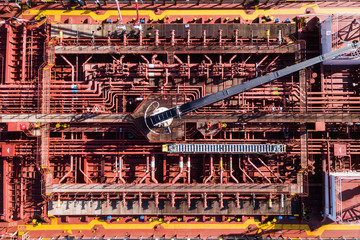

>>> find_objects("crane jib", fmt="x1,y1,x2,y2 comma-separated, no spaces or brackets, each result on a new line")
149,42,360,126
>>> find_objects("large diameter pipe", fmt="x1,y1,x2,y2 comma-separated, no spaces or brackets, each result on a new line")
248,158,271,183
239,157,254,183
220,155,224,184
257,157,283,183
59,155,73,184
204,154,215,183
172,155,184,184
118,156,126,184
79,156,93,183
138,155,150,184
151,154,158,184
60,55,74,83
22,24,26,83
187,155,191,184
229,155,239,183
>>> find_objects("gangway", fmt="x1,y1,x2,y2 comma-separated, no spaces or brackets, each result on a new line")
148,42,360,127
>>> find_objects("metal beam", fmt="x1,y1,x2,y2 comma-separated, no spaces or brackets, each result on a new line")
149,42,360,126
47,183,302,194
54,44,301,54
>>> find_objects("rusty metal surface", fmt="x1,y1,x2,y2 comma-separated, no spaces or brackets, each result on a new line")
1,2,360,239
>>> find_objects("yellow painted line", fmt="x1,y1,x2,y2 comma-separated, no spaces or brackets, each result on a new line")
260,222,360,236
18,218,360,237
22,4,360,22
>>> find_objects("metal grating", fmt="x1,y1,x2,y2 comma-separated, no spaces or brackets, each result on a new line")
164,144,286,154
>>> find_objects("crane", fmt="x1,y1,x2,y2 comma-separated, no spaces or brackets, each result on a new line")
147,42,360,128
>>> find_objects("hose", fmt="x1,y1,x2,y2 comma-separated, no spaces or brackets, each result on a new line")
133,0,140,25
115,0,123,25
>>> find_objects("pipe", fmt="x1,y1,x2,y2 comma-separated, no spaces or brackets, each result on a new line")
59,155,73,184
170,30,175,46
250,30,253,44
220,192,224,209
203,193,208,208
234,29,239,45
110,155,125,184
266,29,270,44
220,155,224,184
235,193,240,208
115,0,123,24
257,157,283,183
229,55,237,64
172,155,184,184
174,55,183,64
265,54,280,72
327,137,332,216
151,54,158,64
22,24,26,83
171,192,175,207
0,54,4,84
278,30,282,44
229,155,239,183
118,55,125,64
257,55,269,67
82,55,93,69
118,156,126,184
139,192,142,208
218,29,222,46
122,192,126,207
154,30,159,46
138,155,150,183
186,29,191,46
151,154,158,184
268,196,272,208
140,54,149,64
239,157,254,183
187,192,191,208
60,55,74,83
107,31,111,45
202,30,206,46
5,23,12,83
30,29,33,81
106,193,110,208
74,144,78,183
139,30,143,45
247,158,271,183
20,158,24,219
123,31,127,46
161,68,168,94
79,156,93,183
133,0,140,25
204,55,212,64
204,154,215,183
155,192,159,208
56,193,61,208
187,155,191,184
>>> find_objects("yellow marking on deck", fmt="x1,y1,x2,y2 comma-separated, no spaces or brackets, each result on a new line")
18,218,360,236
22,4,360,22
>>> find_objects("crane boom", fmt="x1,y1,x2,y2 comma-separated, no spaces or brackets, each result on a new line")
149,42,360,126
